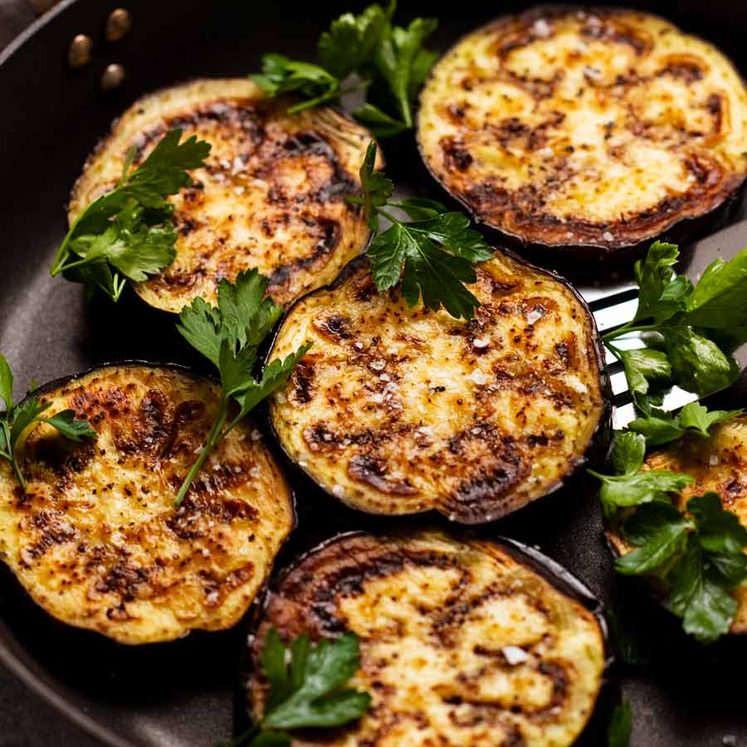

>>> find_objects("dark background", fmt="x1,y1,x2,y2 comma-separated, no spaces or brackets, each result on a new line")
1,1,747,745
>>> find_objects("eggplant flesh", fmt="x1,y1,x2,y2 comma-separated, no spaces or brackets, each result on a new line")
69,78,373,312
248,531,606,747
608,415,747,634
269,253,607,523
417,7,747,253
0,364,294,644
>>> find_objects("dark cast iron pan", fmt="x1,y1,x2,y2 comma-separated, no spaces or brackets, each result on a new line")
1,1,747,745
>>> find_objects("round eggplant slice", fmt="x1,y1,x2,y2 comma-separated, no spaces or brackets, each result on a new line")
417,8,747,254
69,78,372,312
248,531,607,747
608,414,747,634
269,254,607,523
0,364,294,644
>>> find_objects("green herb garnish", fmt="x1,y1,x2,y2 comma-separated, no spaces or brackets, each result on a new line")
354,141,492,319
607,701,632,747
174,270,309,506
252,2,437,137
593,433,747,643
0,353,96,491
223,629,371,746
604,241,747,400
51,129,211,301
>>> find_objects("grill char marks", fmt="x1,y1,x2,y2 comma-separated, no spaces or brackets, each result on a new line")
0,365,293,644
270,253,606,523
418,8,747,252
248,532,606,747
68,78,373,313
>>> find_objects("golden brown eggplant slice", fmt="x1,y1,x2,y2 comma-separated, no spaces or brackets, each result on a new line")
607,414,747,634
248,531,607,747
69,78,372,312
417,8,747,254
269,253,608,523
0,364,294,644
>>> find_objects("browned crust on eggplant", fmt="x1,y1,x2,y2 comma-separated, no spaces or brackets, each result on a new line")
0,363,294,644
69,79,373,312
607,414,747,635
268,252,608,523
248,531,606,747
417,7,747,253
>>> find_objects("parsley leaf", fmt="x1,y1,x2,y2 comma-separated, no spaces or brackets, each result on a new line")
683,246,747,330
595,453,747,642
174,270,310,506
51,129,210,301
617,348,671,396
0,353,96,491
628,402,742,446
607,701,632,747
370,15,438,128
357,142,492,319
604,241,747,399
317,3,390,77
224,630,371,746
253,2,437,137
632,241,691,324
263,633,371,730
616,502,691,575
589,433,693,517
252,54,341,113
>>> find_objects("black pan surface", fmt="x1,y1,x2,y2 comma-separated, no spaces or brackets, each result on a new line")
1,1,747,745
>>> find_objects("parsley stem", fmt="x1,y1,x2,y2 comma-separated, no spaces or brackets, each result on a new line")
1,421,25,489
602,323,660,344
174,397,229,507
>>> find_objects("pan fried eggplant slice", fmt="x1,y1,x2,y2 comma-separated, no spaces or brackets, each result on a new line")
248,531,606,747
608,415,747,634
269,253,607,523
69,78,372,312
0,364,293,644
418,8,747,253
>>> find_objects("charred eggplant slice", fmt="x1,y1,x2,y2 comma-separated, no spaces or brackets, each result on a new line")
417,8,747,253
248,531,607,746
269,253,607,523
0,364,293,644
69,78,372,312
608,415,747,634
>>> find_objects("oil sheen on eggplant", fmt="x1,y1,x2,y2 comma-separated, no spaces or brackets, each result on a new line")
417,7,747,253
69,79,372,312
268,253,606,523
248,531,606,747
0,364,293,644
607,414,747,634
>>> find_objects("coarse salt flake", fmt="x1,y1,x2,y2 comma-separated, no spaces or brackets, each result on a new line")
470,369,490,385
503,646,529,665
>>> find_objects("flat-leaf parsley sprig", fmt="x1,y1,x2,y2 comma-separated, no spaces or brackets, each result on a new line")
592,431,747,643
352,141,493,319
603,241,747,402
222,630,371,746
253,2,438,137
51,129,211,302
174,270,310,506
0,353,96,491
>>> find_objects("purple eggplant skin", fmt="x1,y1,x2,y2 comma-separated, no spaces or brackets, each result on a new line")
415,6,747,269
241,529,615,747
264,247,612,526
